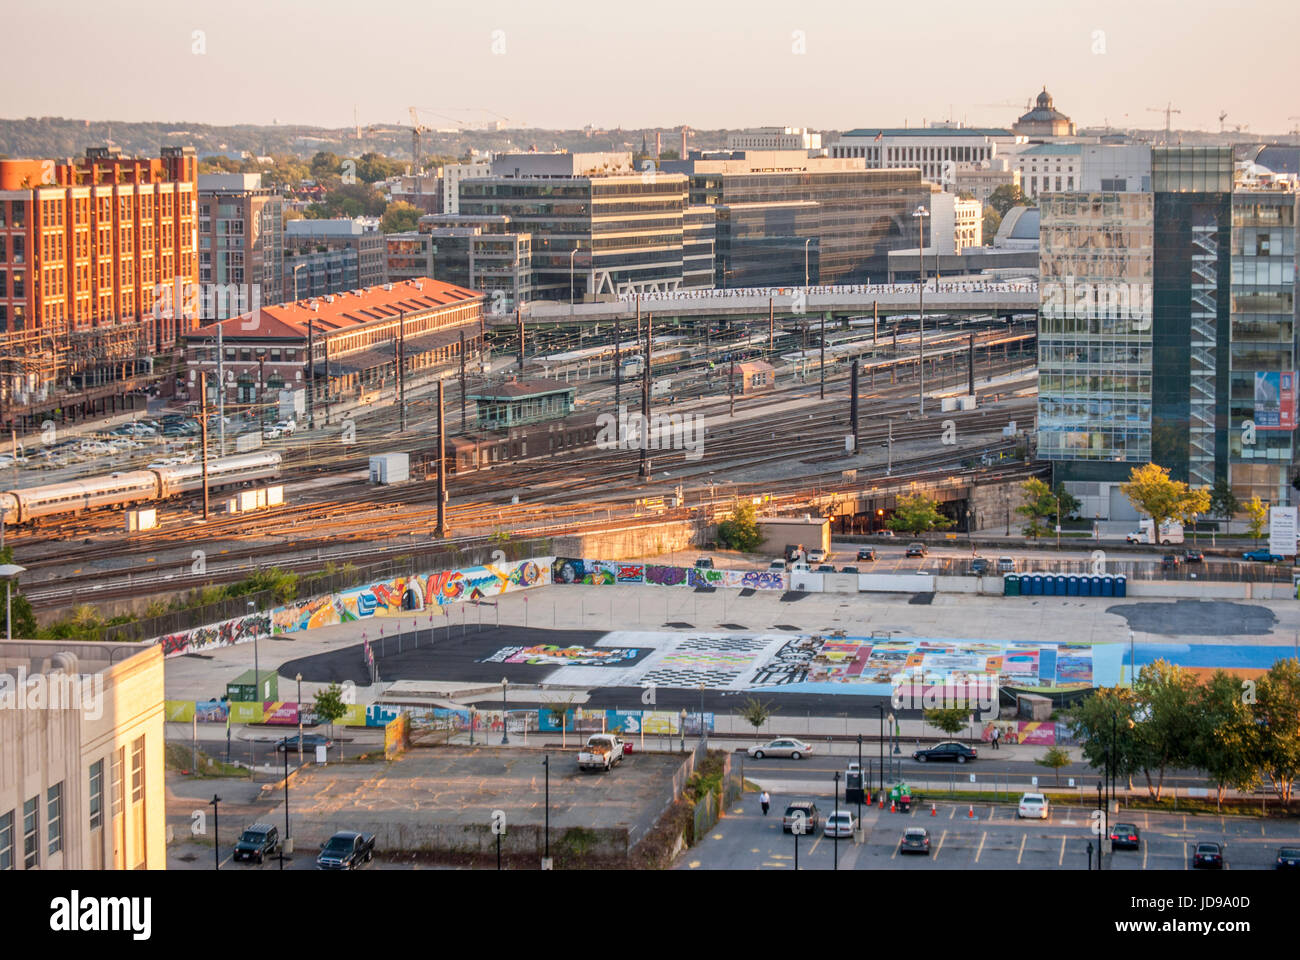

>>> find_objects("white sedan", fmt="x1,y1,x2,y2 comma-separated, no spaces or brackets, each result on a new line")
747,738,814,760
1017,792,1049,820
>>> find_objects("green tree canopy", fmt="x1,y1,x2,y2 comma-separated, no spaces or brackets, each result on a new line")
1244,495,1268,542
987,184,1031,216
1015,477,1055,539
923,707,970,736
717,501,763,552
1209,477,1239,520
887,494,955,536
1120,463,1207,529
1191,670,1262,808
1255,659,1300,804
380,201,422,234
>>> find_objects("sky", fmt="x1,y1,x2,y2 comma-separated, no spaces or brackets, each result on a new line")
5,0,1298,134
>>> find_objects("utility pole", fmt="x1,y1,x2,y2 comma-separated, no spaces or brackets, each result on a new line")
516,309,524,374
459,329,467,432
850,360,859,452
306,317,314,427
614,313,622,412
729,353,735,417
436,379,447,537
968,332,975,396
887,419,893,475
768,297,774,354
819,312,826,399
216,323,225,456
395,311,406,432
322,336,331,426
199,371,210,520
873,300,878,344
640,312,651,479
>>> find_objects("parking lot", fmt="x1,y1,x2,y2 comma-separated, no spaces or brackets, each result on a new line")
679,792,1300,870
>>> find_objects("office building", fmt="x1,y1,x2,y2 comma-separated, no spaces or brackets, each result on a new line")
829,127,1026,184
458,153,690,299
283,218,387,300
952,159,1020,204
682,205,716,288
1015,144,1082,198
665,150,929,287
197,173,284,318
386,231,436,283
413,215,532,311
185,277,485,416
1013,88,1077,138
0,639,166,870
727,128,822,151
0,146,198,404
442,161,492,215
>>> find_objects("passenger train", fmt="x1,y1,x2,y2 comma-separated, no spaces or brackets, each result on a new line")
0,452,282,525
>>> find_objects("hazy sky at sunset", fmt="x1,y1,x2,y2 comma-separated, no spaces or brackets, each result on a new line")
6,0,1297,133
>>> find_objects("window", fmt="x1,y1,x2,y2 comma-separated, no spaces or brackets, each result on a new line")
89,760,103,831
22,797,38,869
131,737,144,805
47,783,63,856
0,810,12,870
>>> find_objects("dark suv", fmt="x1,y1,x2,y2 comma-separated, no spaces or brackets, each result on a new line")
970,557,991,576
782,801,820,834
233,823,281,864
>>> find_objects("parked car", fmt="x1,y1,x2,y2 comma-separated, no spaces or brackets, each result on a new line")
578,734,625,772
807,548,827,564
900,827,931,855
906,541,928,558
1017,792,1049,820
783,544,805,562
815,564,836,573
768,559,787,572
1244,548,1284,563
782,801,819,834
695,557,714,569
275,733,332,753
316,831,375,870
1161,553,1181,570
748,738,813,760
857,547,877,562
1184,549,1205,563
912,741,977,764
1193,842,1224,869
233,823,281,864
1110,823,1141,850
877,530,896,538
997,557,1016,573
823,810,855,839
1275,846,1300,870
274,419,297,435
970,557,991,576
840,565,860,575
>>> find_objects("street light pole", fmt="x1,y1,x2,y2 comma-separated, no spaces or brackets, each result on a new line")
280,745,288,870
543,754,551,868
857,733,864,817
913,205,930,416
804,238,811,287
833,770,841,870
877,705,885,796
210,795,222,870
680,708,687,753
295,673,303,767
501,678,510,745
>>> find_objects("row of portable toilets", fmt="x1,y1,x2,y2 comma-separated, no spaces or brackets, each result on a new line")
1004,574,1127,597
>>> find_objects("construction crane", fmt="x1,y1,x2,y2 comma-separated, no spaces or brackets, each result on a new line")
1218,111,1228,133
408,107,429,172
978,98,1032,113
1147,102,1182,144
410,106,513,132
1289,116,1300,137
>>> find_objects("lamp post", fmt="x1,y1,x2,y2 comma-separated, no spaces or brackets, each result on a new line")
804,238,812,287
280,743,289,870
680,708,687,753
913,205,930,416
247,599,259,704
256,349,267,432
698,684,706,747
0,563,25,641
542,754,551,869
876,704,885,796
857,733,864,818
470,706,476,746
1096,781,1104,870
501,678,510,745
210,795,222,870
295,673,303,767
833,770,841,870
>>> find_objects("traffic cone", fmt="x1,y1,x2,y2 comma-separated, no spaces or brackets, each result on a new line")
878,795,884,809
931,803,937,816
967,804,975,818
889,800,895,813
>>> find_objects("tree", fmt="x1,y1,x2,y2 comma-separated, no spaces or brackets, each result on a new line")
981,206,1002,245
740,696,775,738
716,501,762,552
923,707,970,737
1052,482,1081,520
1132,659,1201,800
0,545,37,639
1120,463,1202,530
1209,478,1239,521
1176,486,1212,544
1035,746,1072,787
987,184,1030,216
1015,477,1056,539
355,152,403,184
887,494,955,536
1191,670,1262,810
380,201,422,234
312,683,348,745
1244,495,1268,543
1254,658,1300,805
310,150,342,179
1066,687,1143,787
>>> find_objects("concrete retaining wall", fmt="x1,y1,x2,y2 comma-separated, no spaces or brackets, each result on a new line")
858,573,935,593
554,520,700,562
301,820,629,860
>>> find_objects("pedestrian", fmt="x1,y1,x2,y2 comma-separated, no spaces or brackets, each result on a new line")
760,790,771,816
992,725,1001,750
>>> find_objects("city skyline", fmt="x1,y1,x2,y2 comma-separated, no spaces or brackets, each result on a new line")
5,0,1298,135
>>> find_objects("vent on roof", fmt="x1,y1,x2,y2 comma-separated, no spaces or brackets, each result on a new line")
325,295,335,303
311,300,319,311
414,281,423,291
383,283,393,291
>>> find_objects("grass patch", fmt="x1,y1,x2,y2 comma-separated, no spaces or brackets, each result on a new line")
164,742,250,779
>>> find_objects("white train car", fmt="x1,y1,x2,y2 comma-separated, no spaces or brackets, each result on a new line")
0,452,282,525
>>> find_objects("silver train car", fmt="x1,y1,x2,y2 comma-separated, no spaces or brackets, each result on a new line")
0,452,282,525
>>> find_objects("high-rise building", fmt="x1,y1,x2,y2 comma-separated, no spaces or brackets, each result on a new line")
829,127,1025,185
197,173,283,317
412,215,532,312
458,153,690,299
282,218,386,300
727,128,822,151
665,150,929,287
1038,145,1300,514
0,146,198,403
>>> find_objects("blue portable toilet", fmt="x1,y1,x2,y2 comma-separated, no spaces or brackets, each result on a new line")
1067,575,1079,596
1055,574,1068,595
1043,574,1057,596
1090,575,1103,596
1115,575,1127,597
1028,574,1042,595
1101,575,1114,597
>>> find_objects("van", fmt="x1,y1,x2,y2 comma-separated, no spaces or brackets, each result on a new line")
1126,519,1184,545
784,544,805,562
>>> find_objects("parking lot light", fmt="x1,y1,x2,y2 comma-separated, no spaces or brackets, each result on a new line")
501,678,510,745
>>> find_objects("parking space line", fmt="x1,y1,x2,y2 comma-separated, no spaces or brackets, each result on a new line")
974,831,986,863
949,806,956,820
1016,834,1026,864
891,842,899,860
1142,840,1148,870
933,829,947,861
1183,841,1188,869
987,805,995,821
810,836,823,855
1058,835,1066,866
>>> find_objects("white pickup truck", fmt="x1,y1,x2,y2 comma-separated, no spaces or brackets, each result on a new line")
578,734,625,773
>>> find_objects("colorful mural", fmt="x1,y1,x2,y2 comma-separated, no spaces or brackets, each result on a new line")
480,643,641,666
160,612,267,658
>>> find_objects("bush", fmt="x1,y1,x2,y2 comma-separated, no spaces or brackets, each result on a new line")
717,502,762,552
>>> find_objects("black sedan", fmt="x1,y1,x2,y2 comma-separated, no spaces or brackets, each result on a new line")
1276,847,1300,870
275,734,333,753
912,741,977,764
1109,823,1141,850
1184,549,1205,563
857,548,877,562
1193,842,1225,869
905,542,928,558
900,827,931,855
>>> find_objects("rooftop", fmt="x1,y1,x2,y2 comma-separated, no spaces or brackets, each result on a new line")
467,379,576,400
1018,143,1083,157
840,128,1014,139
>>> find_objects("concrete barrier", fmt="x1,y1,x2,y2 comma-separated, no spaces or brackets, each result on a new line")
859,573,935,593
822,573,858,594
790,572,825,592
